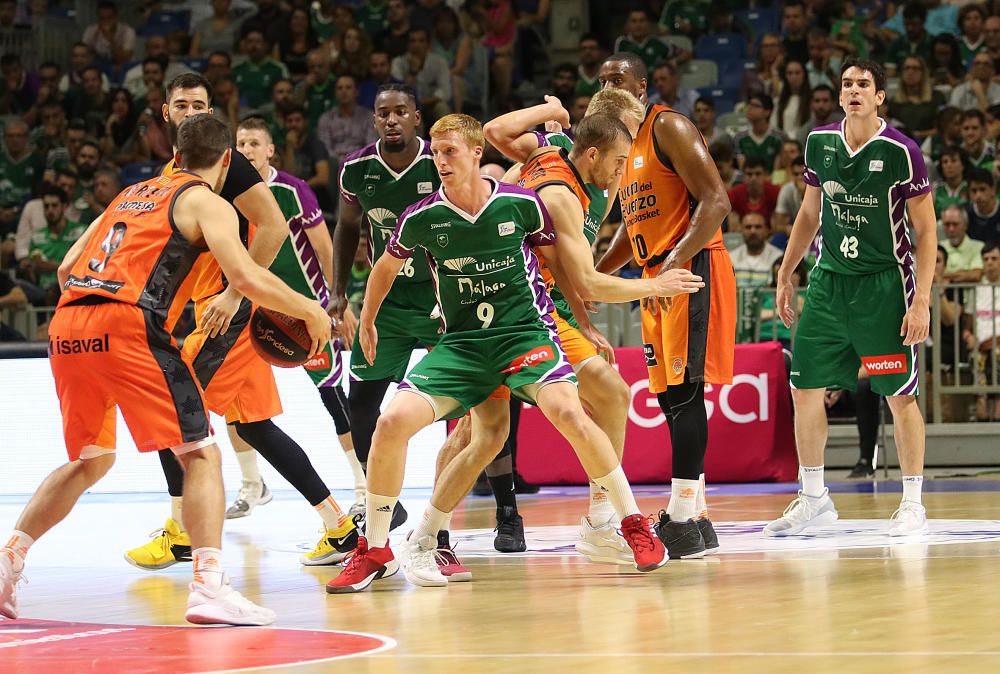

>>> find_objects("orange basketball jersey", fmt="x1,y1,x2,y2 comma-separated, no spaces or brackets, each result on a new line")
59,171,209,323
517,147,590,287
620,105,724,265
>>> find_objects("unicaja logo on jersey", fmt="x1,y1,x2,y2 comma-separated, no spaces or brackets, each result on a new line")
444,256,476,272
861,354,907,375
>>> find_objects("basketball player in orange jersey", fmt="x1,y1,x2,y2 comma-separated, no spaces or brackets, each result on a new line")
123,73,359,571
595,52,736,559
0,114,331,625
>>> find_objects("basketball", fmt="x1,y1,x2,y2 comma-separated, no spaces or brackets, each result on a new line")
249,307,312,368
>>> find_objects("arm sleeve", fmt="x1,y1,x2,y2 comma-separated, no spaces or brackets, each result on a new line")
899,140,931,200
387,204,420,259
219,149,265,202
525,195,556,246
338,157,359,205
802,134,820,187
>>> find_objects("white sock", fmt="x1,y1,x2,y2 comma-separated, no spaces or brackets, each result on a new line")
591,465,640,520
667,478,699,522
236,449,261,484
192,547,225,591
588,480,616,525
344,448,367,491
441,511,453,533
801,465,825,498
365,492,397,548
414,504,450,541
902,475,924,504
315,495,350,531
171,496,185,532
696,473,709,519
2,531,34,573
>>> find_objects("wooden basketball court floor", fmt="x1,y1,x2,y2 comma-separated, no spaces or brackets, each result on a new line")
3,475,1000,674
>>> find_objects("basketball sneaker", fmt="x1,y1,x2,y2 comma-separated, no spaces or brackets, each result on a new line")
300,521,360,565
764,489,839,537
848,458,875,479
889,500,929,537
348,490,366,519
0,553,24,620
619,514,668,572
697,517,720,554
494,506,527,553
225,480,273,519
124,518,192,570
654,512,707,559
399,531,447,587
325,538,398,594
575,516,631,565
185,573,276,626
436,531,472,581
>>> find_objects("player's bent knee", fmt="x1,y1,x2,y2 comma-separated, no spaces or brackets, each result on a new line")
78,448,115,480
886,394,917,413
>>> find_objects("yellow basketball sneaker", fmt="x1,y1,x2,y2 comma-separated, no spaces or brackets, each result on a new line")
300,521,360,566
124,518,192,570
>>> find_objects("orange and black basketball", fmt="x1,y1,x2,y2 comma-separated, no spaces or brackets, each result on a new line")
249,307,311,368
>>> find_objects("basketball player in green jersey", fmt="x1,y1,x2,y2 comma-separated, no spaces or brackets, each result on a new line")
326,114,703,593
767,58,938,538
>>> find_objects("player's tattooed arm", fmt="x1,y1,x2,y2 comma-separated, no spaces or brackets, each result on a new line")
652,113,731,270
358,252,405,365
332,196,363,322
484,95,569,163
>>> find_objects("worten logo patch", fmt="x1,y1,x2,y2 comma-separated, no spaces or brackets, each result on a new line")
861,354,908,375
303,351,331,371
503,346,555,374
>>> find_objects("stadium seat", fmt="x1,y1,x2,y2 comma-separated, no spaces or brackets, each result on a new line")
717,59,755,90
142,10,191,37
734,8,779,35
717,110,748,135
679,59,718,89
183,58,206,72
120,162,162,187
661,34,693,55
696,87,739,115
695,33,747,61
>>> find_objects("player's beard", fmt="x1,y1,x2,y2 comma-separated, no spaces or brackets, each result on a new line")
383,136,407,153
167,118,180,148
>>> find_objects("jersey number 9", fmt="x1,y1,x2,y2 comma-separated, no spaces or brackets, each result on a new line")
89,222,128,273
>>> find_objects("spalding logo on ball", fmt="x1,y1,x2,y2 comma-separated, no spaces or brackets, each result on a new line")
250,307,312,367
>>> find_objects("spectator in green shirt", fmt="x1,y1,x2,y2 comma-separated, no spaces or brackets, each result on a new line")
658,0,708,40
18,185,85,303
232,29,289,109
356,0,389,39
615,9,680,73
958,3,987,66
885,4,933,77
575,34,603,97
934,146,970,218
0,120,44,211
295,48,337,130
733,93,785,171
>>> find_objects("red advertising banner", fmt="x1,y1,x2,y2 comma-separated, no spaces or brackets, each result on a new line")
516,341,799,484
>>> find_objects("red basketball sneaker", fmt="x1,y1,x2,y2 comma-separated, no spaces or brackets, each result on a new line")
619,514,668,572
325,537,399,594
436,531,471,582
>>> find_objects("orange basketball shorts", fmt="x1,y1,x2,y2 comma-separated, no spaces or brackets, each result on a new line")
182,297,282,424
49,301,212,461
551,311,600,366
641,247,736,393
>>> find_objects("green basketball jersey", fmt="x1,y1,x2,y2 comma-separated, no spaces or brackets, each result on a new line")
339,139,441,286
804,120,930,275
388,178,558,335
265,167,328,304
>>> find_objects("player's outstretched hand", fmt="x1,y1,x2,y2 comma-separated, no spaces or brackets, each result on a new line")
582,322,615,365
339,305,359,346
304,301,332,358
776,278,797,328
650,268,704,298
360,320,378,365
901,298,930,346
202,286,243,338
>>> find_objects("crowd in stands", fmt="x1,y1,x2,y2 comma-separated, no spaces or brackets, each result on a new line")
2,0,1000,419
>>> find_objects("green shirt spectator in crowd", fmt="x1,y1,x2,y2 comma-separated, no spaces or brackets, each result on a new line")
0,120,44,211
733,94,785,171
658,0,708,39
934,147,969,218
24,186,85,289
233,29,290,109
296,48,338,130
615,9,675,73
355,0,389,38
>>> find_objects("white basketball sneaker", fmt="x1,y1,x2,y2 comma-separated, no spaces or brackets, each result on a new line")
764,488,839,537
185,574,276,626
889,500,929,537
399,532,447,587
0,553,24,620
575,516,632,565
225,480,273,519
